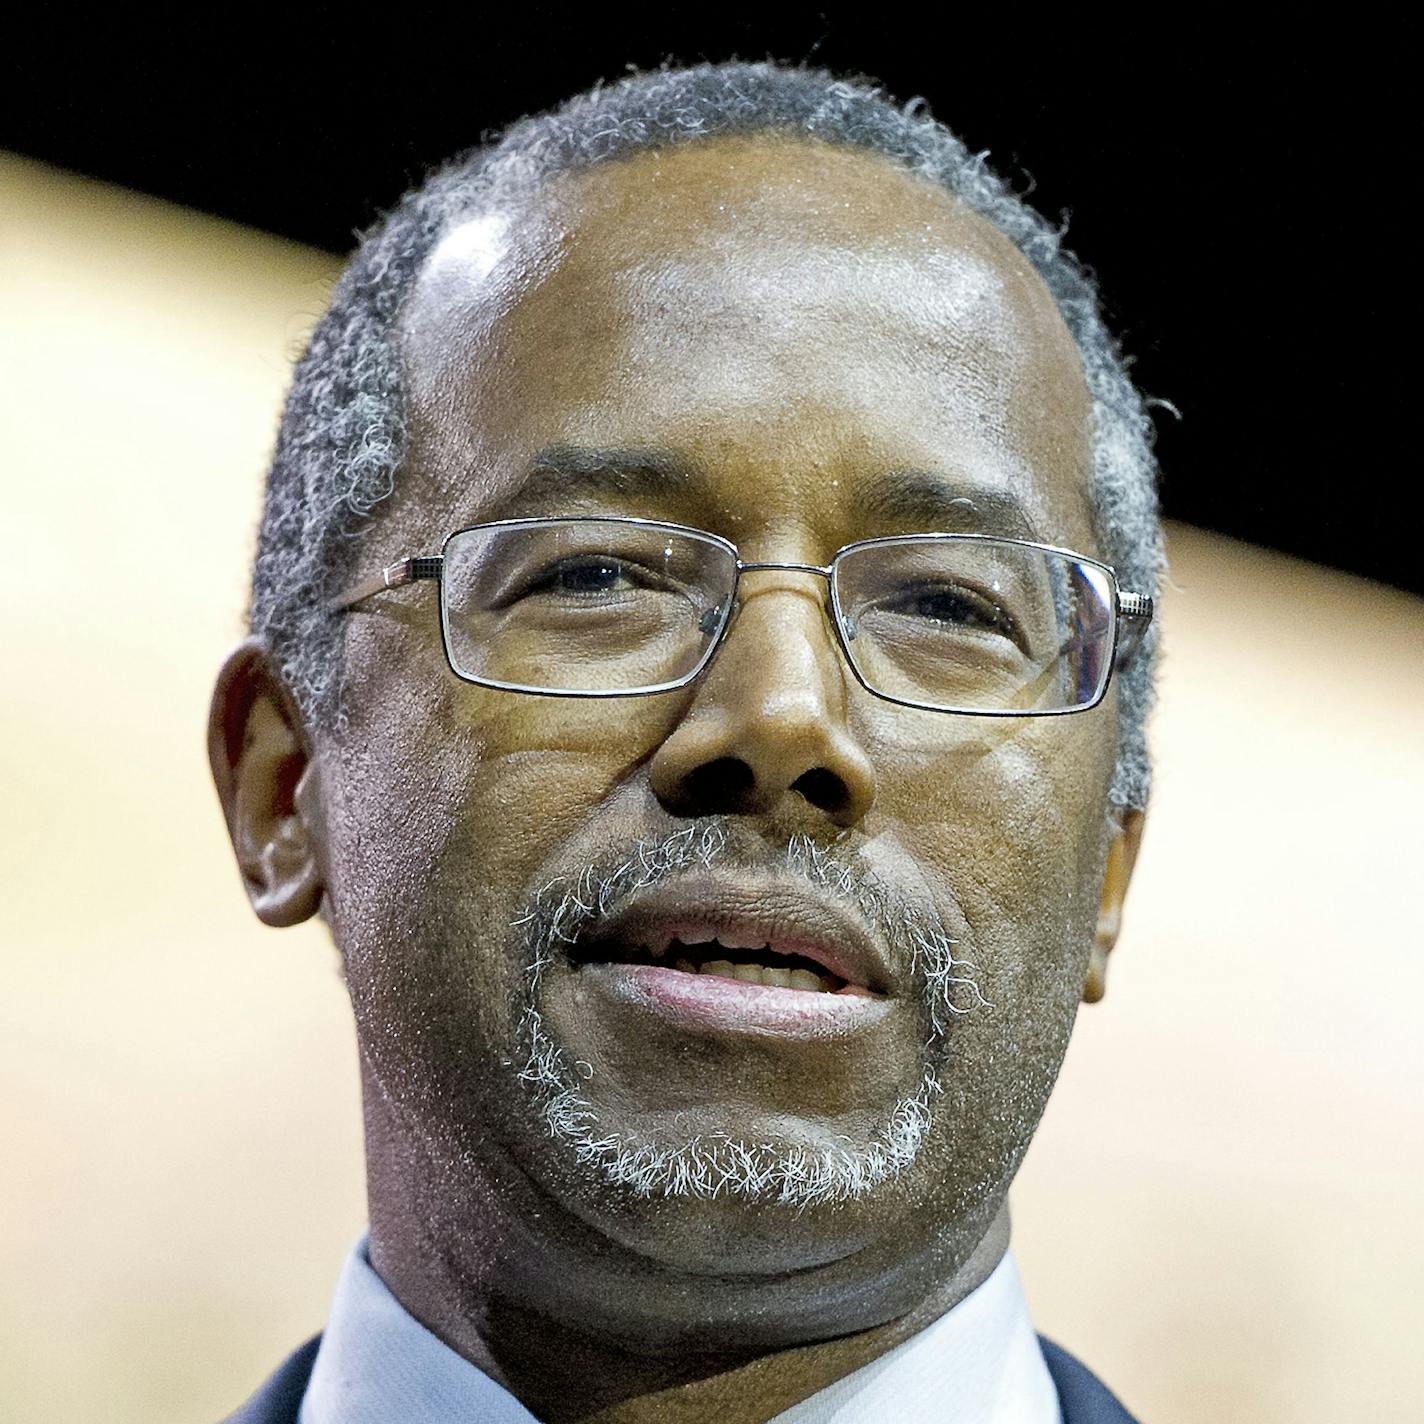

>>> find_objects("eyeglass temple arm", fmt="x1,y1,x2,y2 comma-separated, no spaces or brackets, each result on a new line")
1115,590,1154,666
326,556,443,614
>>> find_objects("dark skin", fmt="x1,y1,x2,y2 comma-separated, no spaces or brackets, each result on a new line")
210,136,1146,1423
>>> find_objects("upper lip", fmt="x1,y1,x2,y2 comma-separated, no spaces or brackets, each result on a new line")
570,871,900,996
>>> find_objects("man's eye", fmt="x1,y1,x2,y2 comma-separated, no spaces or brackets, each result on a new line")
887,584,1024,642
529,557,638,597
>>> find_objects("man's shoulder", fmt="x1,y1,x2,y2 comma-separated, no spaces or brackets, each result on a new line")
221,1330,1139,1423
1037,1332,1141,1423
219,1334,321,1424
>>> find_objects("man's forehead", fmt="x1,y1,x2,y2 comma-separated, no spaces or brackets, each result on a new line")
395,135,1094,543
407,136,1071,349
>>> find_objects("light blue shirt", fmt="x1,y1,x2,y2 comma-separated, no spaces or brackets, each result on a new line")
299,1231,1063,1423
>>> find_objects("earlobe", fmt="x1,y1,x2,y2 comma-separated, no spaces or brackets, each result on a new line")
1084,807,1146,1004
208,636,327,928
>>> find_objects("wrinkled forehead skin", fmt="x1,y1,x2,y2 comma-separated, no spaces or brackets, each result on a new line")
392,134,1097,554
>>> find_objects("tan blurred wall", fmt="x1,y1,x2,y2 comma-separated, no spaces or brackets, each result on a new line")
1,150,1419,1424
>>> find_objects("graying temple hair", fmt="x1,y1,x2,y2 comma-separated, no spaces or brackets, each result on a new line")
247,59,1165,809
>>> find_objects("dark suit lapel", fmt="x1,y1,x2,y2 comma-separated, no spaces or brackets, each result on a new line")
220,1334,322,1424
1037,1333,1140,1423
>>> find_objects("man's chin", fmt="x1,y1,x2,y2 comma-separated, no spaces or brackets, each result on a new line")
530,1115,934,1276
512,991,943,1274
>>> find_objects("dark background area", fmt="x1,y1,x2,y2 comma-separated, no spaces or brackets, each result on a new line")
4,13,1412,593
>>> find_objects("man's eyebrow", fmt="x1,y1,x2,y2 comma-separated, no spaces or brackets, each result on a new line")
492,445,697,512
483,449,1042,539
860,470,1041,539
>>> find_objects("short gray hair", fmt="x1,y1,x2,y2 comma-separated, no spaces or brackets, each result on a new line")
247,59,1165,810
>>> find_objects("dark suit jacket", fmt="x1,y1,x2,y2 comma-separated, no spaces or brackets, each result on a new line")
222,1331,1139,1422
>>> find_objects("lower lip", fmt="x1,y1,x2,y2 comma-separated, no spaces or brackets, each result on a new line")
577,963,896,1039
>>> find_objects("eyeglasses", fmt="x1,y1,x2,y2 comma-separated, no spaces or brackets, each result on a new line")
327,515,1153,717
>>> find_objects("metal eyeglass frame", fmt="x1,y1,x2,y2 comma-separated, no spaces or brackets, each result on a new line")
326,514,1155,718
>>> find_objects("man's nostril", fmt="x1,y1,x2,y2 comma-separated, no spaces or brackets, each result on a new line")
790,768,850,814
669,761,856,817
681,757,757,811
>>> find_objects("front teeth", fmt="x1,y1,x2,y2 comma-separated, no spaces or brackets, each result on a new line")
672,957,837,993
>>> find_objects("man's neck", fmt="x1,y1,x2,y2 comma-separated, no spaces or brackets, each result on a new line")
367,1188,1012,1424
572,1211,1012,1424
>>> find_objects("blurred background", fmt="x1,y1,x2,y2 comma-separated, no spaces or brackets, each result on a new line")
2,16,1419,1423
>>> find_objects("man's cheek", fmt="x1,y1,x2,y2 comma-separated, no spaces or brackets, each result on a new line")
446,744,654,870
886,733,1106,986
443,676,684,762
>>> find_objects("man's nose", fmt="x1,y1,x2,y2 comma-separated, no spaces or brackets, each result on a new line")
648,574,877,826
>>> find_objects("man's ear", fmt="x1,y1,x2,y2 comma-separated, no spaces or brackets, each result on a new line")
1083,807,1147,1004
207,635,326,927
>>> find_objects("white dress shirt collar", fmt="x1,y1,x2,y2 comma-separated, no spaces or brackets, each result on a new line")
299,1231,1062,1423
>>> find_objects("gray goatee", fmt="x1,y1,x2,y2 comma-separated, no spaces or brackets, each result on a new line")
510,821,991,1208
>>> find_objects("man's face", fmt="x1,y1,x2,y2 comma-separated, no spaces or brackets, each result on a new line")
316,137,1116,1302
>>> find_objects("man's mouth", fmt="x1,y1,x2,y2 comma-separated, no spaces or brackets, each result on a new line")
565,877,897,1000
553,875,903,1041
574,929,876,996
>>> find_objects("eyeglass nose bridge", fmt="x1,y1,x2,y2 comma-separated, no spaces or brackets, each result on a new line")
697,556,847,646
734,559,834,578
